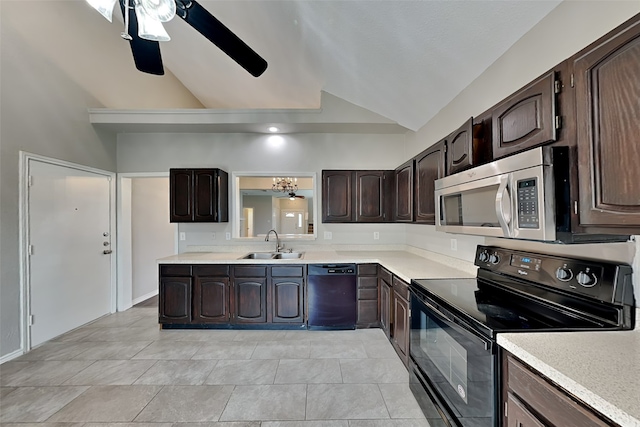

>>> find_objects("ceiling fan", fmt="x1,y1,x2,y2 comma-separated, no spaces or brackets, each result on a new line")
279,192,305,200
86,0,267,77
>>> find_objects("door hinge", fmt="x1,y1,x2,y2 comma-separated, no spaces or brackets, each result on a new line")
28,245,34,256
28,314,34,326
443,144,447,153
555,116,562,129
504,401,508,417
554,80,562,94
107,176,112,182
28,176,33,187
574,200,579,215
570,73,575,88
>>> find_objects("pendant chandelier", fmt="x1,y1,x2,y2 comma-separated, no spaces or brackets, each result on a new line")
272,177,298,193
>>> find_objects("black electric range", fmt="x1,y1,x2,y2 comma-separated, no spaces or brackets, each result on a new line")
408,245,635,427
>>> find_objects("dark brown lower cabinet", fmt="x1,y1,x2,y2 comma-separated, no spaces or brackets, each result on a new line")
392,277,410,367
272,277,304,323
159,276,192,323
503,351,616,427
193,276,229,323
233,276,267,323
357,264,379,328
378,267,393,339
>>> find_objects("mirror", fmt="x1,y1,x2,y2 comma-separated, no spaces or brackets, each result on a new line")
231,172,317,240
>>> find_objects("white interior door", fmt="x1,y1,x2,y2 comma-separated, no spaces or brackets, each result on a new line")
280,209,305,234
28,159,112,347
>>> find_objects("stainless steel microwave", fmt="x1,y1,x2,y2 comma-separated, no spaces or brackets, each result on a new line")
435,146,571,242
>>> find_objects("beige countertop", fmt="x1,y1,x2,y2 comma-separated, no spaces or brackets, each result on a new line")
498,323,640,427
158,248,638,426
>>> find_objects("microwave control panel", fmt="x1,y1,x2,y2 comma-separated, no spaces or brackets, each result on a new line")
517,178,539,228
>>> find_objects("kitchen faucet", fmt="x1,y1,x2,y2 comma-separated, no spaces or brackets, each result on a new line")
265,229,283,252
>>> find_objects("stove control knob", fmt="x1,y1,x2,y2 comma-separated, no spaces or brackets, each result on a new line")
478,251,489,263
555,267,573,282
489,253,500,264
576,271,598,288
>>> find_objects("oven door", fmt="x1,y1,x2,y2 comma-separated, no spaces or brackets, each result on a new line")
409,288,497,427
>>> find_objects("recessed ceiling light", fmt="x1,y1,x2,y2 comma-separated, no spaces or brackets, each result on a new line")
268,126,279,133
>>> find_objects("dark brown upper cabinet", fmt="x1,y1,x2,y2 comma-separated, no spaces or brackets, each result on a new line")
574,14,640,231
414,140,446,224
322,170,392,223
393,160,414,222
446,117,474,175
491,71,559,160
170,168,229,223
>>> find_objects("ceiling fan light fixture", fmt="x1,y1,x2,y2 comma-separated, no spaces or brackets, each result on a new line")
86,0,118,22
140,0,177,22
135,1,171,41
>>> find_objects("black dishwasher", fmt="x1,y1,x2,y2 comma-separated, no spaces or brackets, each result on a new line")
307,264,357,330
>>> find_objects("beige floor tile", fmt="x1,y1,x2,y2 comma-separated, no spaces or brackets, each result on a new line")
348,420,430,427
135,360,218,385
133,341,202,360
0,361,31,384
158,330,239,342
263,422,349,427
340,359,409,384
84,423,172,427
232,330,289,341
171,423,260,427
362,342,399,359
309,341,368,359
51,327,97,342
378,384,426,419
191,342,257,360
1,360,94,386
47,385,162,422
16,342,94,361
63,360,156,385
1,423,84,427
219,384,307,421
84,326,163,342
84,313,145,328
1,386,17,398
73,341,153,360
135,385,234,422
205,359,278,385
306,384,389,420
274,359,343,384
251,341,311,359
0,386,88,422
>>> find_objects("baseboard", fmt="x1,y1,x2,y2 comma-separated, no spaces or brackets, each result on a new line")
0,348,24,364
132,290,158,306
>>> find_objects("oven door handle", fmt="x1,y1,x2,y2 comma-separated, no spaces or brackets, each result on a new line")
420,297,494,353
495,174,512,238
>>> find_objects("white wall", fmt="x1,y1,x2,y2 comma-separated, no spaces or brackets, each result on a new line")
131,178,174,303
0,4,117,359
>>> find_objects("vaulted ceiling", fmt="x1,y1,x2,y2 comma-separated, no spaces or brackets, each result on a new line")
3,0,562,131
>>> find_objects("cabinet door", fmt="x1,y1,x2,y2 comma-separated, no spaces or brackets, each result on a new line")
159,276,192,323
491,71,558,159
414,141,446,224
574,16,640,229
322,170,353,222
505,393,546,427
379,277,392,339
394,160,414,222
355,171,386,222
233,277,268,323
272,277,304,323
447,117,474,175
169,169,193,222
193,169,217,222
193,276,229,323
393,291,409,366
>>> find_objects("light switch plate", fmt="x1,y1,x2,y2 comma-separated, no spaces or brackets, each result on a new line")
374,232,380,240
179,232,186,241
450,238,457,251
324,231,332,240
225,232,231,240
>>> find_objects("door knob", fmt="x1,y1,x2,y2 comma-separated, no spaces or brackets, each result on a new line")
103,249,113,254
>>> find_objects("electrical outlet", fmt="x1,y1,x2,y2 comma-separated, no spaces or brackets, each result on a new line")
225,232,231,240
324,231,332,240
212,232,216,240
450,238,457,251
179,232,186,241
373,231,380,240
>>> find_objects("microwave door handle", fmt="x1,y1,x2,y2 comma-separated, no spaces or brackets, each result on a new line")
495,175,512,237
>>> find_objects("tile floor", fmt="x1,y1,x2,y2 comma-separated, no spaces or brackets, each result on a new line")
0,302,429,427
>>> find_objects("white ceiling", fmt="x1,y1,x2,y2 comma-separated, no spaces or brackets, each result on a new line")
3,0,562,131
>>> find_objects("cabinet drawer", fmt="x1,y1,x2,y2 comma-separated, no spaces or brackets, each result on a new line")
358,276,378,289
271,265,304,277
379,267,392,284
507,355,613,427
357,299,379,325
392,277,409,300
193,265,229,277
358,288,378,300
233,266,267,277
358,263,378,276
159,264,192,277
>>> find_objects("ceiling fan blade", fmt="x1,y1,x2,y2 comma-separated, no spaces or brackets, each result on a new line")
176,0,268,77
119,0,164,75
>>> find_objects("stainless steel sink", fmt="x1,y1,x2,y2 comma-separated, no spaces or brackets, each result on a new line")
239,252,304,260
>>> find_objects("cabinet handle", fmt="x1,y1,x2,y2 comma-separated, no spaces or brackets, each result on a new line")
103,249,113,254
